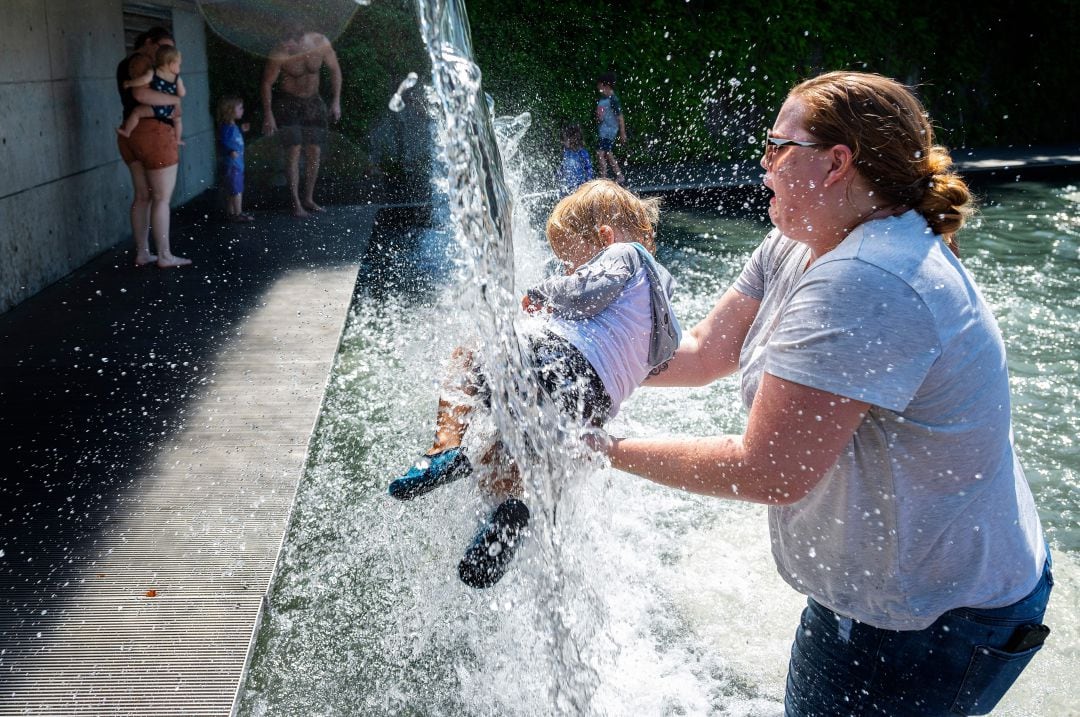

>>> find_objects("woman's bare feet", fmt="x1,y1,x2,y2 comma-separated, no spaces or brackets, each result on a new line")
134,253,158,267
292,204,311,219
156,255,192,269
301,200,325,213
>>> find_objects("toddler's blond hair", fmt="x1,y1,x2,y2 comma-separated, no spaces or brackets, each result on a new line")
155,45,181,69
546,180,660,261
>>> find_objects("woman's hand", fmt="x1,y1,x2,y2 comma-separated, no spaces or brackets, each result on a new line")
521,294,545,314
263,114,277,137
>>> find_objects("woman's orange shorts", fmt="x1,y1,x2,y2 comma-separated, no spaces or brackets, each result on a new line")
117,118,178,170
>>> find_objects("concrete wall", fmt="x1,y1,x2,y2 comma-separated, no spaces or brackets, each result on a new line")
0,0,213,314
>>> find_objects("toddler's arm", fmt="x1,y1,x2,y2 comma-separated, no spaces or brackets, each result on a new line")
124,69,153,90
526,244,635,319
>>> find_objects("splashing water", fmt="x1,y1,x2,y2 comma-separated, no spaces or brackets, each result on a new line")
389,72,420,112
415,0,610,710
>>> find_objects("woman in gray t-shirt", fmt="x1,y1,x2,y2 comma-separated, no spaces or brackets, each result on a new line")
603,71,1050,716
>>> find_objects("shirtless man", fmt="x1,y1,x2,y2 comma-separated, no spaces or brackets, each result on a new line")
261,25,342,218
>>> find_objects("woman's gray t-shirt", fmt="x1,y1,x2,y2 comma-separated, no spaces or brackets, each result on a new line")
732,211,1045,631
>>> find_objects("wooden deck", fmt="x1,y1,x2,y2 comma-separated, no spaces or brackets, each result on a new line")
0,205,375,716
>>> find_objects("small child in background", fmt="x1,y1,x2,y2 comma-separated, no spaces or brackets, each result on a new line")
388,180,681,589
595,71,627,185
216,97,252,222
118,46,186,145
556,124,593,195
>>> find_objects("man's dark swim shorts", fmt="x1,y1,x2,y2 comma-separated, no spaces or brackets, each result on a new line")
271,92,329,147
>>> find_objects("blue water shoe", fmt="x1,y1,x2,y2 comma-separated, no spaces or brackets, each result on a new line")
388,448,471,500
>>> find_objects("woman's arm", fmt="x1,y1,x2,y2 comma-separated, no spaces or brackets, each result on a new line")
133,85,180,106
176,77,186,98
644,287,759,387
608,372,868,505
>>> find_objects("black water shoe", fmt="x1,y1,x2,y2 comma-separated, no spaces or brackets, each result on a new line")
458,498,531,588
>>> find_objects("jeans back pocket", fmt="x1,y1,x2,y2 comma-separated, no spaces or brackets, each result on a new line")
951,641,1045,715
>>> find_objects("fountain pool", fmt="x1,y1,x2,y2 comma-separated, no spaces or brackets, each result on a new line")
238,179,1080,716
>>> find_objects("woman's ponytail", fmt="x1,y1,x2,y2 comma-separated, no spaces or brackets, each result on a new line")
915,146,973,255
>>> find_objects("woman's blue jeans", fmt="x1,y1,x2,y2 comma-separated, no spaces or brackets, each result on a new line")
785,557,1053,716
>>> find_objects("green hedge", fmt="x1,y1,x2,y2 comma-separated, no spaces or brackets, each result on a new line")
466,0,1079,164
206,0,1077,173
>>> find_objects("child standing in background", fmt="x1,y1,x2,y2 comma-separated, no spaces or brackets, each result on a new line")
118,46,185,145
556,124,593,195
595,71,627,185
216,97,252,222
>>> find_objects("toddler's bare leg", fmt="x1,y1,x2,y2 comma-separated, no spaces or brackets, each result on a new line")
428,346,478,454
597,151,609,178
477,444,523,501
117,105,153,137
429,398,471,454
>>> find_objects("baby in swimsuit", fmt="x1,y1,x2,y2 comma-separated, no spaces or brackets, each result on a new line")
117,45,186,145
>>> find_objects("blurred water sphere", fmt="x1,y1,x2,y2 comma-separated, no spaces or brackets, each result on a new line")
196,0,361,57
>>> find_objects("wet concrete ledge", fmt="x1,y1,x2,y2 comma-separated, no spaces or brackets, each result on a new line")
0,204,379,715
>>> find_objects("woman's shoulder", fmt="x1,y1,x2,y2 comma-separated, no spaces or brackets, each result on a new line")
758,229,806,266
816,211,942,283
127,53,152,77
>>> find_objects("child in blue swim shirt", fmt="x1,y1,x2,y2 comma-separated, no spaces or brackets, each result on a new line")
216,96,252,222
556,124,593,195
389,180,681,588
